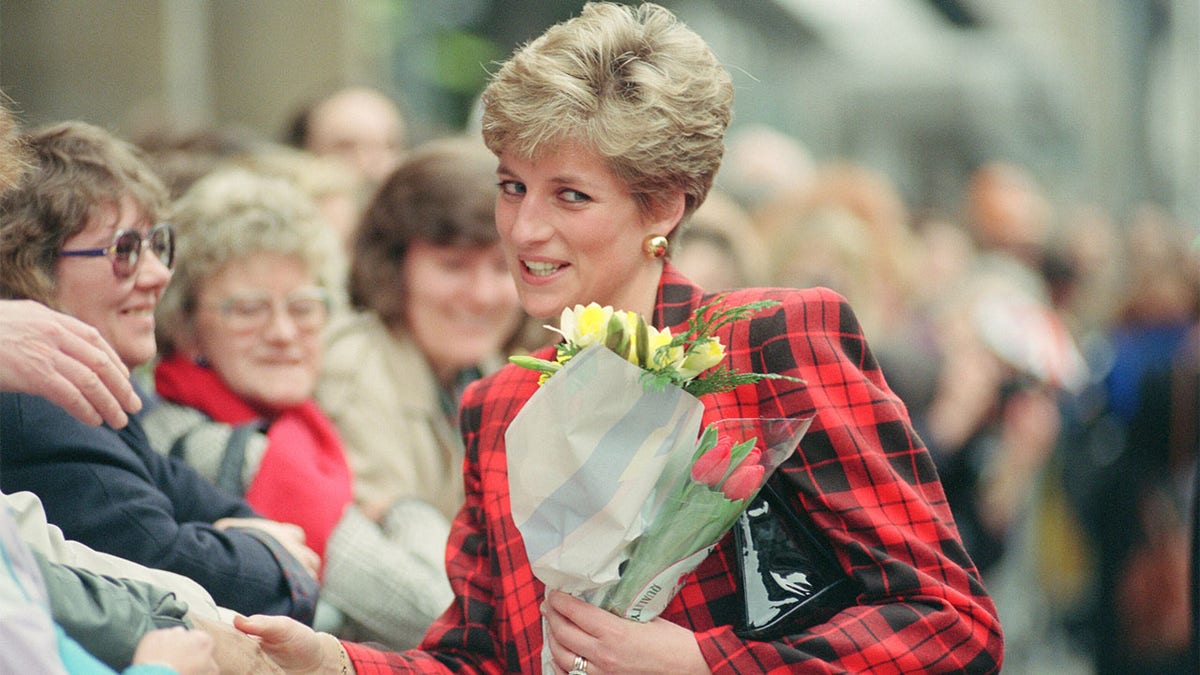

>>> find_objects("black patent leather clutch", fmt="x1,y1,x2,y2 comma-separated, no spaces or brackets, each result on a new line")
733,477,857,639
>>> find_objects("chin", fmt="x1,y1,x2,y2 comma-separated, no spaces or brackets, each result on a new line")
515,288,562,320
271,391,311,408
522,298,566,321
121,346,157,371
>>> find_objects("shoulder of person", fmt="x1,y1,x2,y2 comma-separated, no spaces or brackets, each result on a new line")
707,285,851,338
0,391,129,459
322,310,386,353
318,314,441,411
714,285,847,310
140,399,212,446
322,311,425,374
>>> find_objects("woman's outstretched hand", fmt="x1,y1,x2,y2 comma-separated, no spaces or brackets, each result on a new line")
234,614,350,674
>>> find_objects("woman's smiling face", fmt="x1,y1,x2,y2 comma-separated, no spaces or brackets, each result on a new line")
54,197,172,370
493,144,679,320
189,253,325,413
402,240,522,384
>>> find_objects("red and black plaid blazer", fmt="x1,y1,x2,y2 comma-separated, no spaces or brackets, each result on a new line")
345,264,1004,673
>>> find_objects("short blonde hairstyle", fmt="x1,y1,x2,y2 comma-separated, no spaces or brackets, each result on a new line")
480,2,732,222
156,166,340,355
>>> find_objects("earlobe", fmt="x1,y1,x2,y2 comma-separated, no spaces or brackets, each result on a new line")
651,191,687,238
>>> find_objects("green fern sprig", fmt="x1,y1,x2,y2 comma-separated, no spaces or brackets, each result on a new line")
678,367,797,398
666,298,779,352
643,298,801,396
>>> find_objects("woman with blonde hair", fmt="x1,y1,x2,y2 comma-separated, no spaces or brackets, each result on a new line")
240,4,1003,672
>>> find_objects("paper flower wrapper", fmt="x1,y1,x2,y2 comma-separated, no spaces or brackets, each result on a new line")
506,345,811,669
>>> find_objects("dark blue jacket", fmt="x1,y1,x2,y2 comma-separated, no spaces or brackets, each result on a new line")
0,390,317,622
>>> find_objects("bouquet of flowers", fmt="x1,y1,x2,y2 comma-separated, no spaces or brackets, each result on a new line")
505,300,811,666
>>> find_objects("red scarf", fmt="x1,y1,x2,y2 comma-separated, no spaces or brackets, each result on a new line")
155,353,351,562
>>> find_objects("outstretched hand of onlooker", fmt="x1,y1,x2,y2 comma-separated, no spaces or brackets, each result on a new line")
132,626,218,675
192,615,285,675
214,517,321,580
0,299,141,427
923,330,1007,455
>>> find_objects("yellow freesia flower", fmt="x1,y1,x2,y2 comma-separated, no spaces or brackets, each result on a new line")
620,310,642,364
647,326,684,370
553,303,613,347
511,297,792,397
679,337,726,379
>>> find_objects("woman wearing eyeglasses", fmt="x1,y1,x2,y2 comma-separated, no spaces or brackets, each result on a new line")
0,121,321,624
141,165,455,650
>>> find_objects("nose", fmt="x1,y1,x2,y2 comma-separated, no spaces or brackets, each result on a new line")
261,303,302,342
505,195,552,247
134,249,172,289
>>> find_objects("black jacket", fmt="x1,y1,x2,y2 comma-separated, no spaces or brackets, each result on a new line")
0,389,317,622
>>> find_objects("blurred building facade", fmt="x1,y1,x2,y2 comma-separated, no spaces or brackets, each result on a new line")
0,0,1195,226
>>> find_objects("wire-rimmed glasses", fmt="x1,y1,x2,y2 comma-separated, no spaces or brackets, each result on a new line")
205,287,331,334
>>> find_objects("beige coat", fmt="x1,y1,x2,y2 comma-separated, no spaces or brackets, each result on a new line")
318,312,485,523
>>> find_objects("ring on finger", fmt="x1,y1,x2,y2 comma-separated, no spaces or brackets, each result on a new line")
568,654,589,675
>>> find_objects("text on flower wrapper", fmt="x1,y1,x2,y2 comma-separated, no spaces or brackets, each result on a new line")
628,583,663,621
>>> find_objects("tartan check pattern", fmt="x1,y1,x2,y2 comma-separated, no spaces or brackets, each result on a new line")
344,264,1003,674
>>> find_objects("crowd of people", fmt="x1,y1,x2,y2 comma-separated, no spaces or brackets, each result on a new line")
0,1,1193,673
690,122,1200,674
692,114,1200,675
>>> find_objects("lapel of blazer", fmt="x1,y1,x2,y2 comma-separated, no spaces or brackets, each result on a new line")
654,262,706,333
653,263,762,430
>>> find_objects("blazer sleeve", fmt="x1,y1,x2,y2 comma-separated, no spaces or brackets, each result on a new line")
0,392,316,622
694,287,1004,673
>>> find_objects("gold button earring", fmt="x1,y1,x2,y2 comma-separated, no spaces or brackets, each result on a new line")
642,235,669,259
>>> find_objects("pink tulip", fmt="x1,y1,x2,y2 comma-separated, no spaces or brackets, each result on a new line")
690,436,733,486
721,463,765,501
741,445,762,467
